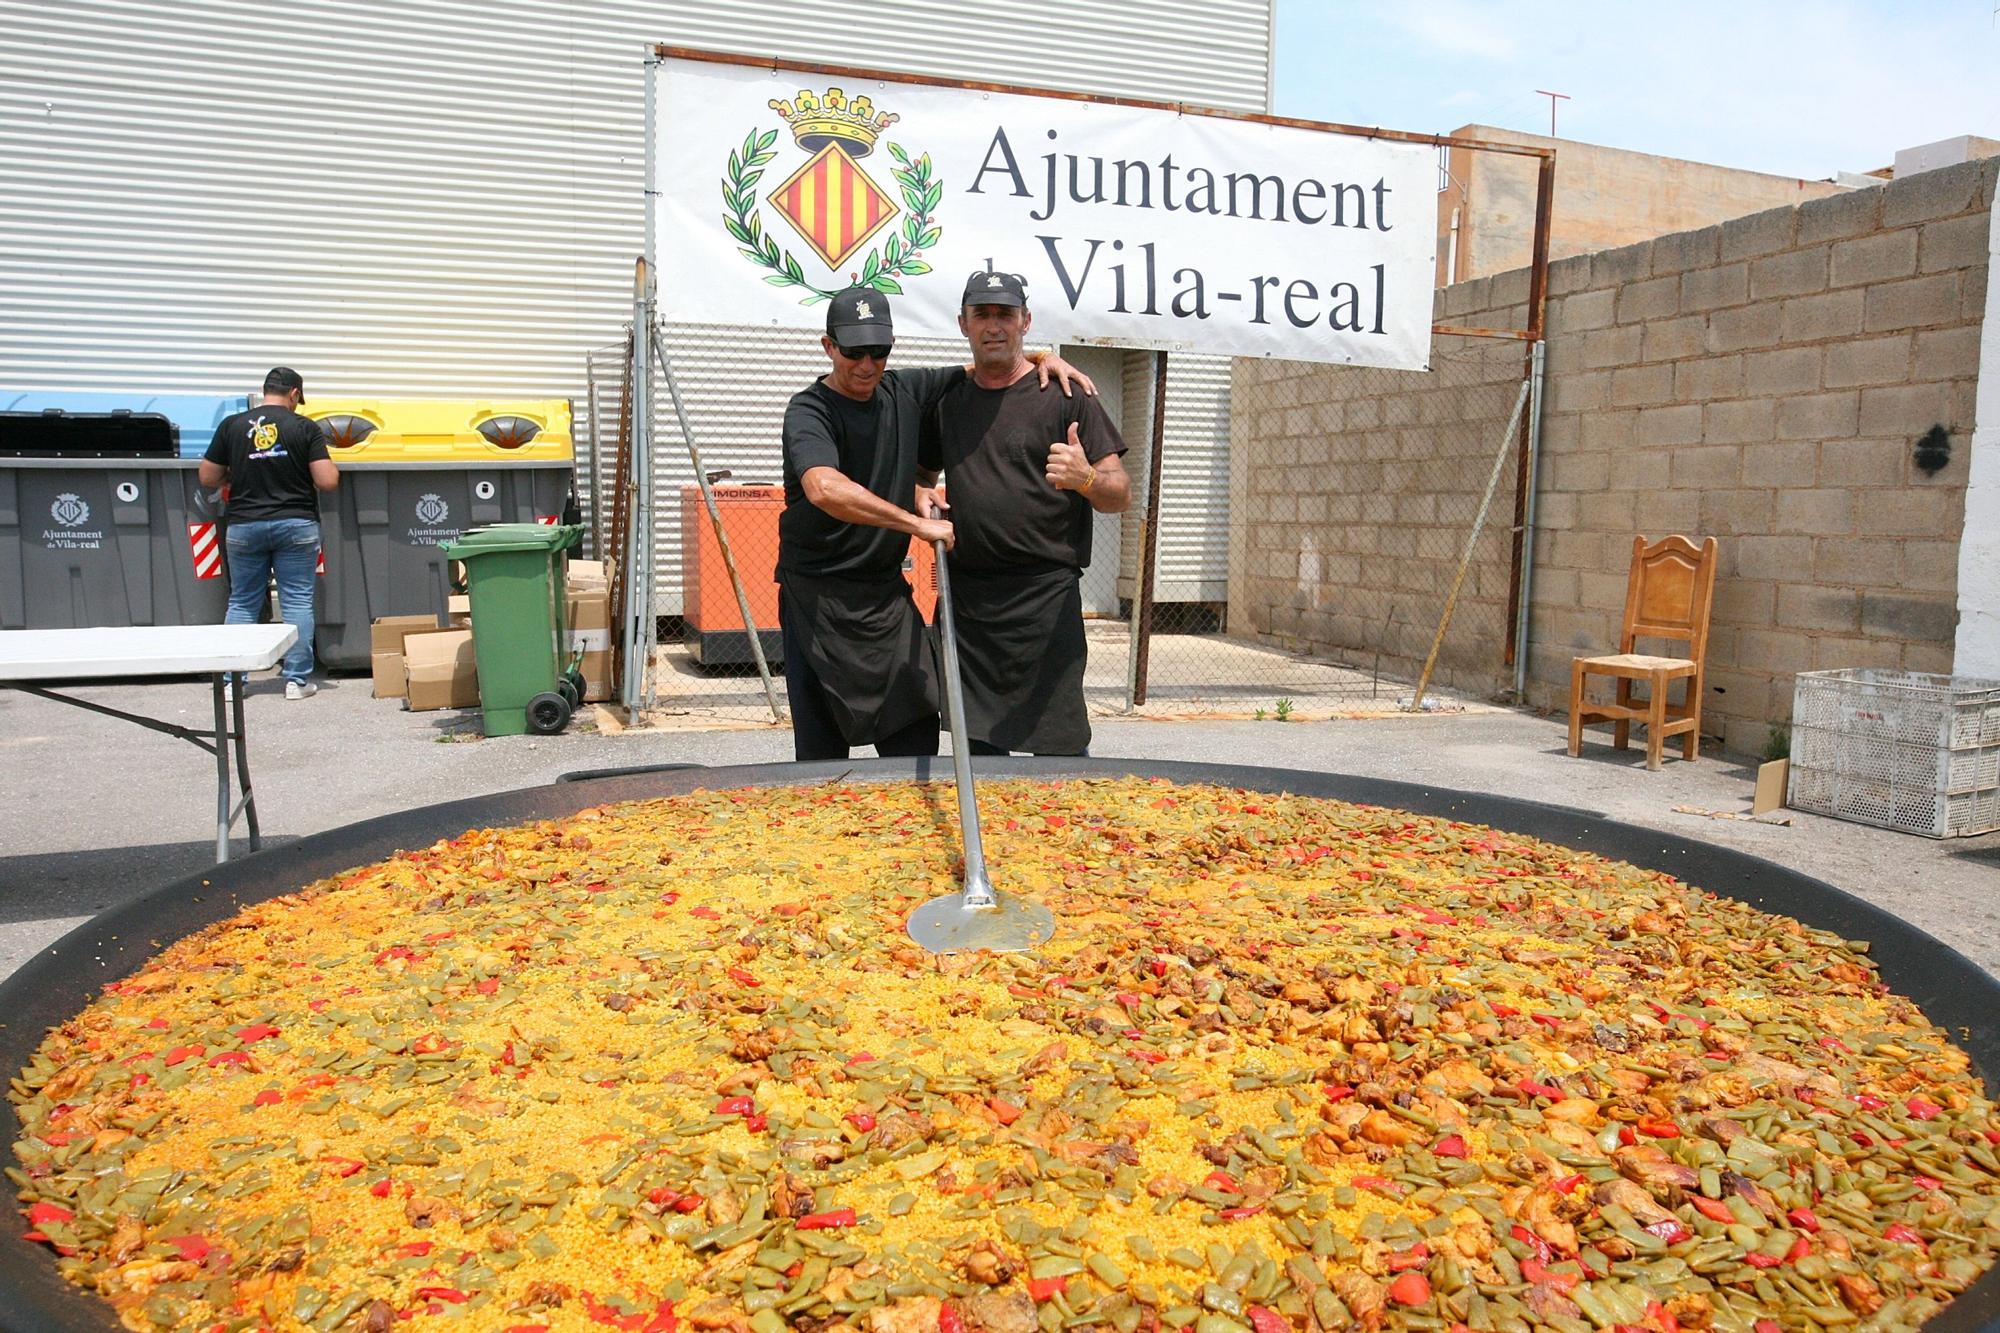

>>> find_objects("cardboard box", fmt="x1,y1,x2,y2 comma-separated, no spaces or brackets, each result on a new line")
371,614,441,656
577,648,611,702
567,585,609,633
567,558,606,587
403,628,479,711
370,614,448,699
371,651,407,699
447,593,471,626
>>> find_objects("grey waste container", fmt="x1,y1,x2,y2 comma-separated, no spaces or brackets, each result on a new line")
0,411,229,629
313,462,574,669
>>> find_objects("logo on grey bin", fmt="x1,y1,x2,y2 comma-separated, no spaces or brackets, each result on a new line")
50,493,90,527
414,493,450,526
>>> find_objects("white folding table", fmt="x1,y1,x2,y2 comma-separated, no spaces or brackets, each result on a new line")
0,624,298,862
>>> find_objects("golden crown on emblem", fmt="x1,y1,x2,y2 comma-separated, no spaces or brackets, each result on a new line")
767,87,900,157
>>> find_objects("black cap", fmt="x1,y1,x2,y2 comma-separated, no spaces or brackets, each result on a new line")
263,366,305,403
962,270,1027,308
825,286,895,347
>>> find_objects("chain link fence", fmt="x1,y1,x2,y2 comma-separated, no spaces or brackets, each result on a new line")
582,326,1535,729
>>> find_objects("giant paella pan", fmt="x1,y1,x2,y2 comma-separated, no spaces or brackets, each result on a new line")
2,759,1996,1333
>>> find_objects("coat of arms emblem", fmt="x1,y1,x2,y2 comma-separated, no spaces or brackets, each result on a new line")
722,86,941,304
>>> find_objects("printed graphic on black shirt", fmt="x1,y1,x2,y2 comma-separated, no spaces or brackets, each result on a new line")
205,406,330,525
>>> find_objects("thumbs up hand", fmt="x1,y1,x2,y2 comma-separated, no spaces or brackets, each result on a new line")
1045,422,1094,493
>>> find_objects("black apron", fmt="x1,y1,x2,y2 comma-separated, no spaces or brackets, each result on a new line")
779,573,939,746
948,565,1090,755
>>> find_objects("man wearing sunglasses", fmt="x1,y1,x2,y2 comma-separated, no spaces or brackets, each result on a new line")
918,270,1131,756
777,284,1094,762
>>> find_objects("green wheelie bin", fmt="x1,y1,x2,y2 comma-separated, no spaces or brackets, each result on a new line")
442,523,584,736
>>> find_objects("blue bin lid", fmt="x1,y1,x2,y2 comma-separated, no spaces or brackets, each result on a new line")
1,391,250,459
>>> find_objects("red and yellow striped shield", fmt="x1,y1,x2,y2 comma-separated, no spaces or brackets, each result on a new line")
768,143,899,272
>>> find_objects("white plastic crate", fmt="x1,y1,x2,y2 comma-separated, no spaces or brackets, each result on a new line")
1788,669,2000,838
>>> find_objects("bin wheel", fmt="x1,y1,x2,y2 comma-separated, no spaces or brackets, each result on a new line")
526,692,572,736
564,668,587,699
556,677,581,711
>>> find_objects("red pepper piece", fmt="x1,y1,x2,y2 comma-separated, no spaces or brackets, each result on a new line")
322,1157,365,1178
673,1194,704,1213
714,1096,754,1116
1784,1234,1809,1262
1754,1323,1781,1333
417,1287,470,1303
25,1202,74,1226
145,1017,170,1030
1690,1196,1735,1224
845,1052,877,1066
689,905,721,919
397,1241,435,1257
1151,959,1169,977
207,1051,251,1068
164,1044,205,1066
1386,1272,1432,1306
726,967,761,987
1884,1222,1926,1247
475,978,501,995
1321,1084,1355,1102
796,1207,856,1230
1203,1170,1240,1194
642,1299,679,1333
1905,1096,1942,1120
163,1233,211,1262
1914,1175,1940,1190
988,1098,1023,1126
940,1304,967,1333
1516,1078,1564,1100
1786,1208,1821,1232
1432,1134,1469,1159
1617,1125,1637,1147
1744,1252,1782,1269
252,1090,283,1107
1551,1173,1586,1195
1519,1259,1577,1292
1855,1092,1887,1111
1509,1224,1553,1265
1028,1276,1071,1302
1246,1307,1287,1333
1636,1120,1679,1138
235,1023,281,1043
1644,1218,1689,1245
744,1113,769,1133
1386,1242,1431,1272
505,1326,552,1333
1217,1205,1265,1220
369,1178,393,1198
846,1111,876,1132
1646,1301,1680,1333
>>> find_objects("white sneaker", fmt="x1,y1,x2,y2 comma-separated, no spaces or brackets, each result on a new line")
285,680,317,700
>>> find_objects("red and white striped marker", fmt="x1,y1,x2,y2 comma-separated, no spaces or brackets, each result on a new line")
187,523,221,580
315,547,326,577
537,514,559,525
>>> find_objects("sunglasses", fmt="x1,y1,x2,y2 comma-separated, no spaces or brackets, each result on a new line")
836,344,892,363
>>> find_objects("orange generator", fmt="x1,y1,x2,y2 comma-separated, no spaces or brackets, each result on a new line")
681,485,937,666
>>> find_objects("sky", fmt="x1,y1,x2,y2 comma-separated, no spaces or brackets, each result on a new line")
1273,0,2000,181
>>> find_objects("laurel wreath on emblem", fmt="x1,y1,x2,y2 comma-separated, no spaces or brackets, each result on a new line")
721,128,942,304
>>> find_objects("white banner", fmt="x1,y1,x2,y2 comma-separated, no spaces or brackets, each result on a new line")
655,57,1437,370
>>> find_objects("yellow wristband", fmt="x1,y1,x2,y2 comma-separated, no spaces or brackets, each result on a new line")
1079,467,1096,495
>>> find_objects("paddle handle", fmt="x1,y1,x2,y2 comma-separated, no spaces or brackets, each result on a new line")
931,539,995,908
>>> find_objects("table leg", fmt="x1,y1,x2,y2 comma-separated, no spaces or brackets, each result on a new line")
211,673,233,862
233,682,260,851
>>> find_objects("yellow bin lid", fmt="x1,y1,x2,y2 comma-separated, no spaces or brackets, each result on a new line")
305,398,573,462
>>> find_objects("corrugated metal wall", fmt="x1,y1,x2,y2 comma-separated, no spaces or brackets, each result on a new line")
0,0,1269,610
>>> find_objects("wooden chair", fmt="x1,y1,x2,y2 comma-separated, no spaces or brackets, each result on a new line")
1567,535,1719,771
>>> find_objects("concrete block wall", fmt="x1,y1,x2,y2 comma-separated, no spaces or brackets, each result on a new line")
1229,156,1994,752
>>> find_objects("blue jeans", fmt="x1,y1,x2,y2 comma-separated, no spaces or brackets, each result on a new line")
224,517,320,683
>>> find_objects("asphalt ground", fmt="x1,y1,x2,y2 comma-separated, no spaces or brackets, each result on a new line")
2,668,1995,984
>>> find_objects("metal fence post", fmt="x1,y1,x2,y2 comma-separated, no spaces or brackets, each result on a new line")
1513,339,1547,701
1132,350,1168,707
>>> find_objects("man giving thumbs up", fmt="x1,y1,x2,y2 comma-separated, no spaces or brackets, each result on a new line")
918,269,1131,756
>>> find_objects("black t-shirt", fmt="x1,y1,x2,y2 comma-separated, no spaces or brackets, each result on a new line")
204,405,330,523
778,365,962,582
920,374,1126,574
